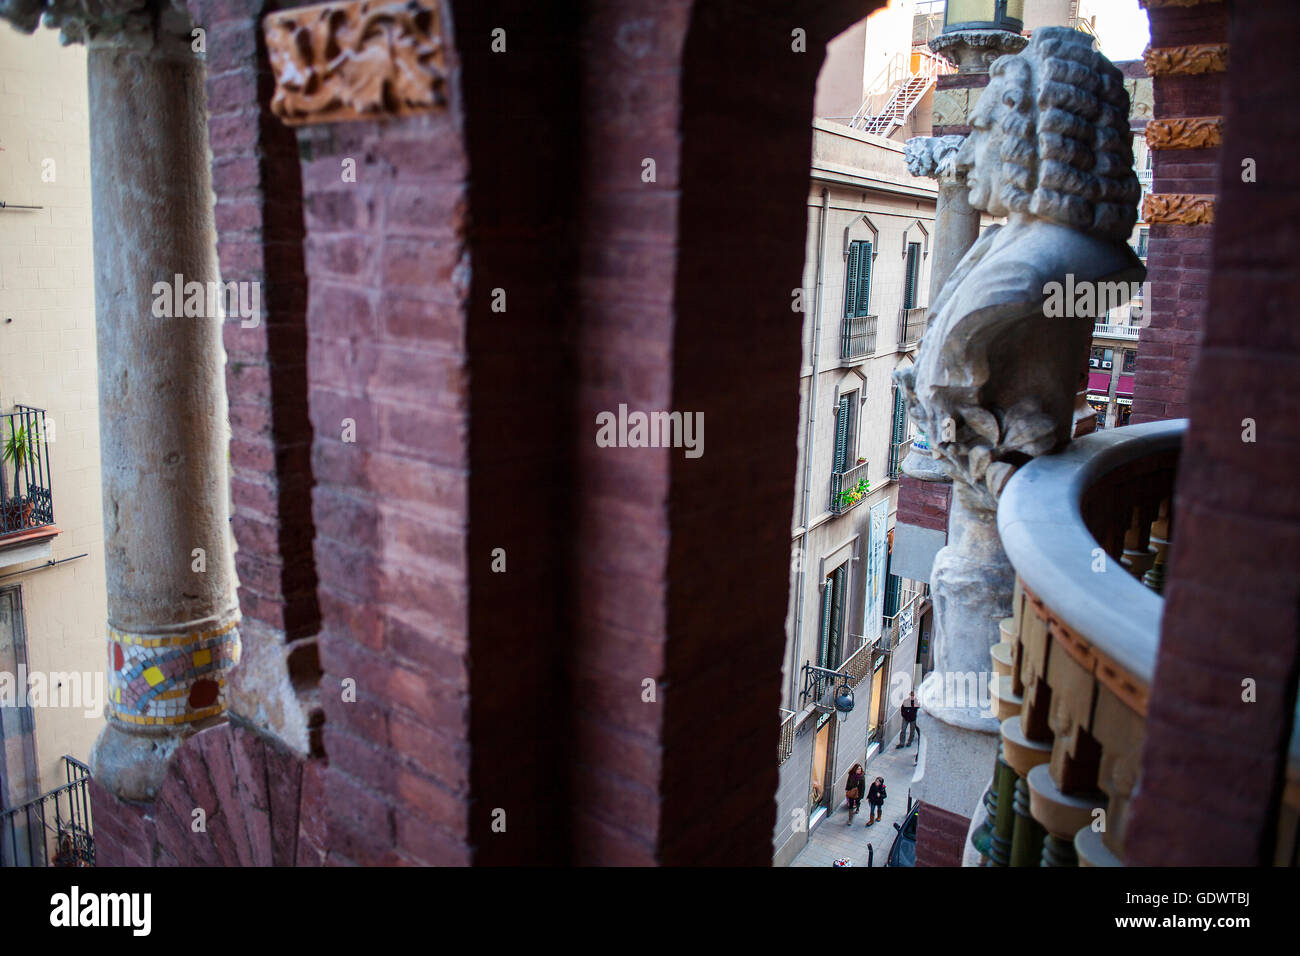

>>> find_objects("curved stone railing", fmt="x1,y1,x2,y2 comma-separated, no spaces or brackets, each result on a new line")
968,419,1187,867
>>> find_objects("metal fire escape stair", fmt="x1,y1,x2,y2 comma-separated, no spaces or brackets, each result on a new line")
849,51,948,139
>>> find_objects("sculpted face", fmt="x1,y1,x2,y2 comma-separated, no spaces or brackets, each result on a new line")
955,68,1021,218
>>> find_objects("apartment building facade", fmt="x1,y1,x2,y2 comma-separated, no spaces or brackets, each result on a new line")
0,27,107,865
774,119,935,866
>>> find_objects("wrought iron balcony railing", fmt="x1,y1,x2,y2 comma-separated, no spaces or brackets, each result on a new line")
898,306,927,349
840,314,878,361
976,419,1184,866
884,587,923,649
0,405,54,539
829,459,870,515
888,437,912,479
1,756,93,867
799,637,875,711
779,709,796,766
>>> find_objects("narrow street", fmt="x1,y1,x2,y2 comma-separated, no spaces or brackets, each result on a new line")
790,738,921,867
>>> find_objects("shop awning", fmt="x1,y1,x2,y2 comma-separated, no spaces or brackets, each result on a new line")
1116,374,1135,397
1088,371,1111,393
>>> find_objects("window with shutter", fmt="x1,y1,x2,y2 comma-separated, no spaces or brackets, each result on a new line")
884,573,901,621
856,242,872,317
819,565,845,669
833,394,851,473
904,242,921,310
844,242,860,318
891,386,906,446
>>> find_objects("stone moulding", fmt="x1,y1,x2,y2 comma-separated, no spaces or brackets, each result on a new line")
1144,116,1223,150
1142,43,1228,77
264,0,448,126
1143,193,1216,225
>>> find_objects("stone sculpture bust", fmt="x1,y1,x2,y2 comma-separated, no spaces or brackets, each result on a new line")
894,27,1144,511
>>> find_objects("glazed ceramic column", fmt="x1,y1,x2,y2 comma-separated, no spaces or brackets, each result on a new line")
0,2,240,801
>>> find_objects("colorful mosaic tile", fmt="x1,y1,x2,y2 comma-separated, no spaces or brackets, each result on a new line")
105,616,240,727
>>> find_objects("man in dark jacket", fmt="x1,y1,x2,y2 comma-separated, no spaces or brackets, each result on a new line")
897,691,919,749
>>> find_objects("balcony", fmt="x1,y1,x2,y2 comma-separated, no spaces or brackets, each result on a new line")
888,437,912,479
898,306,927,349
884,584,926,649
799,636,876,711
976,419,1184,866
0,406,55,543
1092,322,1141,339
840,314,878,362
0,756,94,867
779,709,796,766
829,460,870,515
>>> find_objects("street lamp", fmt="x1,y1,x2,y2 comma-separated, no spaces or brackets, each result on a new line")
942,0,1024,34
834,684,855,722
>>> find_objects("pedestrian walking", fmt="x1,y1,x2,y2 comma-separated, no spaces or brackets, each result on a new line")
897,690,919,749
845,763,866,824
865,776,887,826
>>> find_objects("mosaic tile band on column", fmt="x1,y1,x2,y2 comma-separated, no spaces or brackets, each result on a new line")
105,616,241,729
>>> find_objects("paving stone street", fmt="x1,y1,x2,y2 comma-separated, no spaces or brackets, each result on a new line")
790,736,921,868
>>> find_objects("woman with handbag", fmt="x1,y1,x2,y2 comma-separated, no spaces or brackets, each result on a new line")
845,763,867,825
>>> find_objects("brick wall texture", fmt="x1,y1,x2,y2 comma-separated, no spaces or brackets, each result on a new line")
88,0,893,867
85,0,1297,868
1129,0,1228,425
1126,0,1300,866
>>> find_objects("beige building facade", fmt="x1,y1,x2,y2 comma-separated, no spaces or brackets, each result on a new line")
775,119,933,866
0,27,107,825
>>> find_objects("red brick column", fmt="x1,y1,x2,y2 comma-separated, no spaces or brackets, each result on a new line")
1130,0,1228,424
1127,0,1300,865
897,475,953,534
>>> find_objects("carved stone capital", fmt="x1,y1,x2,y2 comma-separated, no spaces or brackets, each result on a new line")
1144,116,1223,150
265,0,449,126
0,0,193,48
905,134,967,182
1142,43,1228,77
929,29,1028,73
1143,193,1216,225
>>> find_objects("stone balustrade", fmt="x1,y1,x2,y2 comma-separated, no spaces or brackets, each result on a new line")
970,419,1186,866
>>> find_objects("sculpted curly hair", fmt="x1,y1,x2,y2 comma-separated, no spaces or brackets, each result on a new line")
987,27,1140,241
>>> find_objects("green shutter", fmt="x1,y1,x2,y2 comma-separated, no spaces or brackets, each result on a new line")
857,242,872,316
884,573,901,620
904,242,921,310
818,575,833,668
828,566,844,667
891,385,906,445
833,395,851,473
844,242,860,318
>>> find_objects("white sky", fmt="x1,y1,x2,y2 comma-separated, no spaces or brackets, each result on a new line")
1090,0,1152,62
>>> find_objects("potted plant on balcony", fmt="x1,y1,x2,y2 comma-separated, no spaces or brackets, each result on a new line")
2,421,40,531
838,477,870,509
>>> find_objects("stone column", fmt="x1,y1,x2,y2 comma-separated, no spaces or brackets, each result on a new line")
0,2,241,801
929,169,981,305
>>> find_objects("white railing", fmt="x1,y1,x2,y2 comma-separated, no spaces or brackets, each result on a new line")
1093,322,1141,339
